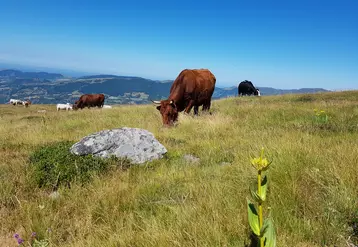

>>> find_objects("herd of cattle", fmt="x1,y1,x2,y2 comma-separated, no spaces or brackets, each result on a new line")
151,69,260,125
8,68,260,126
9,99,32,107
56,103,113,111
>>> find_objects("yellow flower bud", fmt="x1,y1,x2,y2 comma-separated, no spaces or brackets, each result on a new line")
250,148,270,171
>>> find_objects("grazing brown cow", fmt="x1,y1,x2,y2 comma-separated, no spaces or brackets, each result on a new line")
73,94,105,110
152,69,216,126
23,100,31,107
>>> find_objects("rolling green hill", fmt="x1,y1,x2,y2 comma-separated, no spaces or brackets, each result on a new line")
0,90,357,246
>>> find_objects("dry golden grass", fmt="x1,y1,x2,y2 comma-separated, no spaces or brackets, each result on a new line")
1,90,358,247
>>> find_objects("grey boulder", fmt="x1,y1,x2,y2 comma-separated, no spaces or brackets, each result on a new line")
70,127,167,164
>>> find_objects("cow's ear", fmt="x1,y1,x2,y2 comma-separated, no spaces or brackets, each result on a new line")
156,105,161,111
169,100,176,108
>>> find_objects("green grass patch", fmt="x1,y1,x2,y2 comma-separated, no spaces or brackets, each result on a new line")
29,141,120,189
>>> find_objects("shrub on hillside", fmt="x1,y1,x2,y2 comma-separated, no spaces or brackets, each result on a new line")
294,95,315,102
29,141,120,189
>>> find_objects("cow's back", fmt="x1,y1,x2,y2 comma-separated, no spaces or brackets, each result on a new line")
171,69,215,95
80,94,104,103
192,69,216,92
185,69,216,102
77,94,105,108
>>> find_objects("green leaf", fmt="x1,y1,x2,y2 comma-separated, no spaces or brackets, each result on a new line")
261,175,268,201
250,186,262,203
263,217,276,247
249,176,268,203
247,198,260,236
260,215,270,237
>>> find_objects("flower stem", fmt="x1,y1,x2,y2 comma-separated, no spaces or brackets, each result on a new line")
258,169,264,247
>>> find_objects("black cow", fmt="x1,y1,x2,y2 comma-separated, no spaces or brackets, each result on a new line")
238,80,260,96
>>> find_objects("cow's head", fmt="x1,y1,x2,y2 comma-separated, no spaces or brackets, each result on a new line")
254,89,261,96
24,100,31,106
72,100,79,110
152,100,178,126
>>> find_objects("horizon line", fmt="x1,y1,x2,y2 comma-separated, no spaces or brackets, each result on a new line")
0,63,356,91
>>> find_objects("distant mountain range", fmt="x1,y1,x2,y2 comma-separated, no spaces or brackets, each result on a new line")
0,69,63,80
0,69,330,104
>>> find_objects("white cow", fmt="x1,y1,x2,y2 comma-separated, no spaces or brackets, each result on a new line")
9,99,23,105
57,103,73,111
102,105,112,109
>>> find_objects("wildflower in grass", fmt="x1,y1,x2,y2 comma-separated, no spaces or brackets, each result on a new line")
17,238,24,245
313,109,328,124
247,148,276,247
250,152,270,171
14,233,24,245
31,232,37,238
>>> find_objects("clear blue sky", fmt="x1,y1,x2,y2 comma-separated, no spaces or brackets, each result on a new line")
0,0,357,89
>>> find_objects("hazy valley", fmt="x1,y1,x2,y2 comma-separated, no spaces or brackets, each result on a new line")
0,69,329,105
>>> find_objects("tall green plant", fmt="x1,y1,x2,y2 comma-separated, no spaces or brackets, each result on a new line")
247,148,276,247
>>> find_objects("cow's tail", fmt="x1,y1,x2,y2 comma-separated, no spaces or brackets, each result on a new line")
102,94,107,107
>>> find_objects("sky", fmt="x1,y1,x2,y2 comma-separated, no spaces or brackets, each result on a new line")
0,0,357,89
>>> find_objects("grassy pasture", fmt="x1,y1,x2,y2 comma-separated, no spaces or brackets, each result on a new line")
0,91,357,246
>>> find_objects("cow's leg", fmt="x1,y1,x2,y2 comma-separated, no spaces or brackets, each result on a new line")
202,98,210,111
203,100,211,111
194,105,199,115
184,100,195,114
